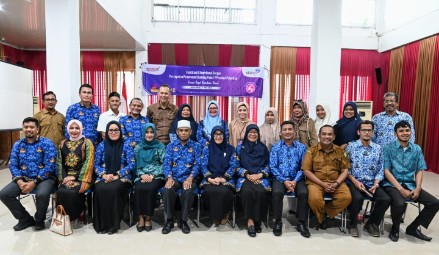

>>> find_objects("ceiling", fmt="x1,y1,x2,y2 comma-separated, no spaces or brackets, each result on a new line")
0,0,143,51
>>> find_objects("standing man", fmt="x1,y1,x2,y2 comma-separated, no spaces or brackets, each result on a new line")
97,92,126,139
34,91,65,148
372,92,415,147
161,120,202,235
302,125,352,229
0,117,57,231
345,120,391,237
147,85,178,145
65,84,101,145
270,120,310,238
382,120,439,242
119,98,148,148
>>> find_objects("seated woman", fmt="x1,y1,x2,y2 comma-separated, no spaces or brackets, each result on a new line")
93,121,135,234
197,100,229,146
232,124,271,237
200,126,235,226
56,120,94,222
333,101,362,149
291,100,318,149
228,102,254,148
133,123,166,232
259,107,280,151
169,103,198,142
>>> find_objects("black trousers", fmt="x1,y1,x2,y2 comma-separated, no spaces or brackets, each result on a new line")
271,180,308,222
162,178,196,221
240,180,270,222
347,183,391,227
383,186,439,230
0,179,55,223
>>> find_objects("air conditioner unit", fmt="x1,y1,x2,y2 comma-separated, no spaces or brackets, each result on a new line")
355,101,373,121
33,97,40,114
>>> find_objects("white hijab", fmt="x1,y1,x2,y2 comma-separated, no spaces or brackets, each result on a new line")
314,103,332,134
67,119,85,142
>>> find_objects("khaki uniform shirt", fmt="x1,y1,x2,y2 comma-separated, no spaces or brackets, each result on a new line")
301,144,350,183
147,102,178,145
34,108,65,148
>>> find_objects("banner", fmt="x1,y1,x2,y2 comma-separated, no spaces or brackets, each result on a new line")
142,64,263,98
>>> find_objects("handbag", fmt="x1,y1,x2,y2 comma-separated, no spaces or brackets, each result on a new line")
50,205,73,236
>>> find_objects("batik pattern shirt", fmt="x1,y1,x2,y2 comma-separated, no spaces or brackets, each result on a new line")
345,140,384,187
196,119,229,146
65,102,101,145
270,140,306,183
9,136,57,182
120,115,149,148
133,145,166,182
163,139,202,183
382,141,426,190
94,142,135,183
372,111,415,146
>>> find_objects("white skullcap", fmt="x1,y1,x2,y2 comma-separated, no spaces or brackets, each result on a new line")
177,120,191,129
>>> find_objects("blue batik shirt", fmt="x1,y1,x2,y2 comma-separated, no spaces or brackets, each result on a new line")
120,115,149,148
270,140,306,183
163,139,202,183
345,140,384,187
9,136,57,182
382,141,427,190
94,141,135,183
372,111,415,147
65,102,101,145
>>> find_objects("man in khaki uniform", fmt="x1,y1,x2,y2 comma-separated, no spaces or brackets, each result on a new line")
302,124,352,229
34,91,65,148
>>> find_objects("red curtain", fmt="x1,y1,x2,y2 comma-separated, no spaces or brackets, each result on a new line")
147,43,162,105
81,51,105,111
399,41,420,114
372,51,391,115
242,45,260,123
295,48,311,106
217,45,233,122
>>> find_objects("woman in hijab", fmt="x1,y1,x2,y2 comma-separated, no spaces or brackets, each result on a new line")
56,119,94,221
169,103,198,142
314,103,332,135
200,126,235,226
291,100,318,149
232,124,271,237
93,121,135,234
333,101,362,149
197,100,229,146
259,107,280,151
228,102,254,148
133,123,166,232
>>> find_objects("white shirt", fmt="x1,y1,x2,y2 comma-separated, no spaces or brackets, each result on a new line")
97,109,126,132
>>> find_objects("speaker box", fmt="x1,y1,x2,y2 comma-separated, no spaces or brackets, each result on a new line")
375,67,382,85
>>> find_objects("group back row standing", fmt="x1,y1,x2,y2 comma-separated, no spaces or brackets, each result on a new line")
2,84,437,242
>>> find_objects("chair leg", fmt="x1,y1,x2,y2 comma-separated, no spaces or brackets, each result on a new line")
230,196,236,228
196,194,200,228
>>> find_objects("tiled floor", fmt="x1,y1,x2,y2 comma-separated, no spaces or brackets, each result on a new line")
0,169,438,255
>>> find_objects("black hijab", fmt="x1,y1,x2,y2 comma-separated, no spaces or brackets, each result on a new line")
334,101,362,146
239,124,269,174
170,103,198,141
208,126,235,178
104,121,124,174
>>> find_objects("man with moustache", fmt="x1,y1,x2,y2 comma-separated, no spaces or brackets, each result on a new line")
345,120,391,238
302,125,352,230
0,117,57,231
382,120,439,242
119,98,148,147
34,91,65,148
147,85,178,145
161,120,202,235
97,92,126,139
270,120,310,237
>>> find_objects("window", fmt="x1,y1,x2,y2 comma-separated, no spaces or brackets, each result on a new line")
342,0,375,27
153,0,257,24
276,0,313,25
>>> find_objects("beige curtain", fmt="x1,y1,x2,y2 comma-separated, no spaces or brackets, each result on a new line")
388,47,404,96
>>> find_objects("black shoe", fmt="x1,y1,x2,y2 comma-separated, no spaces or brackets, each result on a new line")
162,220,174,234
100,229,108,234
296,223,311,238
247,225,256,237
145,225,152,232
13,218,35,231
406,228,432,241
107,227,117,235
317,218,327,230
136,224,145,232
389,228,399,242
363,223,380,237
34,221,46,231
179,220,190,234
273,221,283,236
255,222,262,233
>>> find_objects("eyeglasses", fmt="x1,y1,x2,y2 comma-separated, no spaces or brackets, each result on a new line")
108,129,120,133
213,134,224,138
360,129,373,133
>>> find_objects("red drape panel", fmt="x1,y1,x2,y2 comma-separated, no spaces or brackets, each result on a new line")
174,44,189,106
243,45,260,123
295,48,311,106
372,51,391,115
218,45,233,122
82,51,105,111
148,43,162,64
426,35,439,173
399,41,420,115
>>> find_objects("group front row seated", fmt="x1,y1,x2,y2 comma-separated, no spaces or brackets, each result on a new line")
1,117,438,241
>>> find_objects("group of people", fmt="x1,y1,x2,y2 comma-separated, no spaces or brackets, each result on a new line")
1,85,438,242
